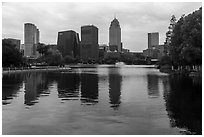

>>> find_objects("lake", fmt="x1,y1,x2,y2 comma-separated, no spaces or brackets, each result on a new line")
2,65,202,135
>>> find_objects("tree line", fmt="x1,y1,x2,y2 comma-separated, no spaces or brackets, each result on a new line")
159,7,202,72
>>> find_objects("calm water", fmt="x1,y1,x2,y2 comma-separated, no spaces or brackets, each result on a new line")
2,65,202,135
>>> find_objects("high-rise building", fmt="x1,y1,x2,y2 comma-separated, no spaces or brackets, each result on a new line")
109,17,122,52
57,30,80,58
24,23,40,58
108,67,122,108
81,25,99,60
143,32,164,59
3,38,21,50
148,32,159,49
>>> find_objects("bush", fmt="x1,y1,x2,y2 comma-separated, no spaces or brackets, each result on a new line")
63,55,76,64
159,55,171,66
160,65,172,73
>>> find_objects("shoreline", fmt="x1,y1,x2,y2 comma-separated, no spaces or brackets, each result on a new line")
159,67,202,78
2,64,157,75
2,67,71,75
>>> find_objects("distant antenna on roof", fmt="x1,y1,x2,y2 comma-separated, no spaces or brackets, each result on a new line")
114,13,116,19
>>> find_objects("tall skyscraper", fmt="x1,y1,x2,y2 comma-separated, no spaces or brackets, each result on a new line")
109,17,122,52
24,23,40,58
148,32,159,49
81,25,99,60
57,30,80,58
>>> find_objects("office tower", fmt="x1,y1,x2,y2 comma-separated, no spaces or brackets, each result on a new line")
57,30,80,58
81,25,99,60
109,17,122,52
81,73,98,105
108,67,122,109
3,38,21,50
148,32,159,49
24,73,43,106
24,23,40,58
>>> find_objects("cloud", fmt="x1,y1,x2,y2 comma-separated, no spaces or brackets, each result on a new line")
2,2,202,52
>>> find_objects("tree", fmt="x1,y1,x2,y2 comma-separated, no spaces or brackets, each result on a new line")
163,15,177,55
37,43,49,55
170,7,202,67
45,49,62,66
181,46,202,66
165,15,177,46
159,55,172,66
2,39,23,67
63,55,76,64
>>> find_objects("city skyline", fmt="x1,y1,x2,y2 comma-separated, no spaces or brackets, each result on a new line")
2,2,201,52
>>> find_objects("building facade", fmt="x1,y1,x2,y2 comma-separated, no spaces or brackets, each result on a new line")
148,32,159,49
57,30,80,58
122,48,130,53
24,23,40,58
109,18,122,52
143,32,164,59
143,45,164,59
80,25,99,60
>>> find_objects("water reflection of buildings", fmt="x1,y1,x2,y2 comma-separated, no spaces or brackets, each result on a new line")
147,74,159,98
56,72,99,105
57,73,80,100
163,75,202,135
80,73,99,105
24,72,51,106
108,68,122,109
24,72,43,105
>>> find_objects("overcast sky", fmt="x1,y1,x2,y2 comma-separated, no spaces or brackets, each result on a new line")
2,2,202,52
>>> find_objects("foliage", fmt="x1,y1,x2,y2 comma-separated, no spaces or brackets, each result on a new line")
160,65,172,73
159,55,172,66
164,15,177,55
103,57,118,64
181,46,202,66
63,55,76,64
44,49,63,66
2,39,23,67
170,7,202,67
165,15,177,46
37,43,49,55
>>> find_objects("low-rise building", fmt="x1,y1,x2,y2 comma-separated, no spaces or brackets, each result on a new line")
99,44,109,59
143,45,165,59
122,48,130,53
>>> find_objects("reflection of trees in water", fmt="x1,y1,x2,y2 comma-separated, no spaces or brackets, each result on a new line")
80,73,98,105
147,74,159,98
24,72,53,106
163,75,202,135
108,68,122,109
57,73,80,101
2,74,24,105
